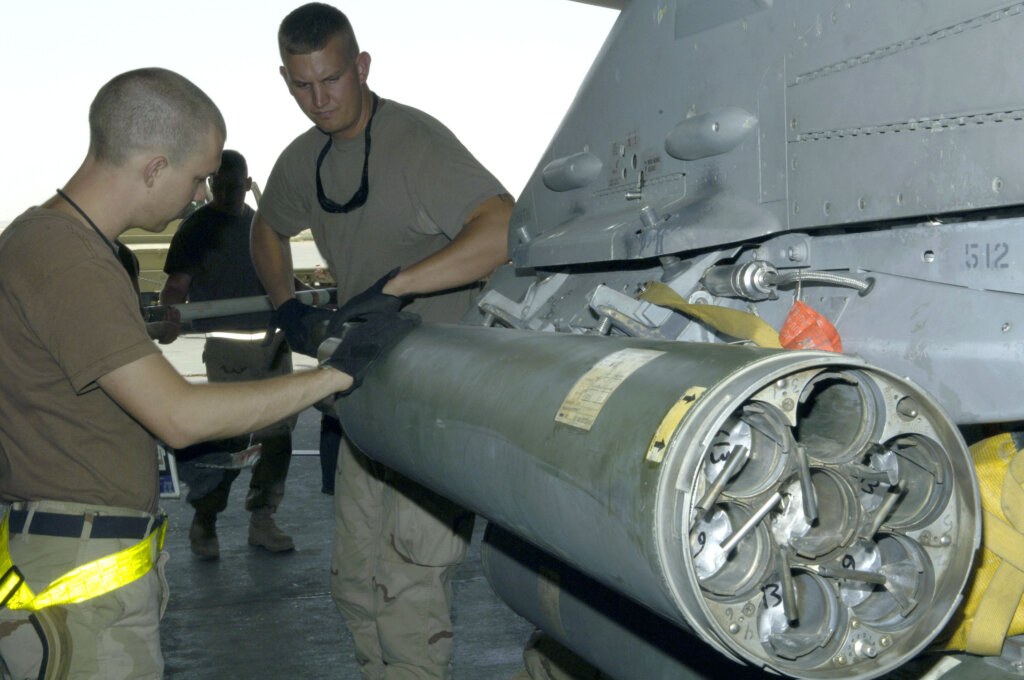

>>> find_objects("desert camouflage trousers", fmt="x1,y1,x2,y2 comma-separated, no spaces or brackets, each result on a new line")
330,435,474,680
0,501,167,680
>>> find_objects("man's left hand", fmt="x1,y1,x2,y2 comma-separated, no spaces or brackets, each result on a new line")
150,306,181,344
323,310,421,395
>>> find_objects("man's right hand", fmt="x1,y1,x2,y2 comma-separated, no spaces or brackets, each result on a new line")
326,268,408,336
270,298,335,357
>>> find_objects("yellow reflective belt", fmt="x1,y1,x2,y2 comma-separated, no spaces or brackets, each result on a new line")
640,282,783,349
0,511,166,611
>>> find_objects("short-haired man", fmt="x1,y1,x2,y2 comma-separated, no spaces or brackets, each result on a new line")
251,4,513,678
161,149,298,558
0,67,406,678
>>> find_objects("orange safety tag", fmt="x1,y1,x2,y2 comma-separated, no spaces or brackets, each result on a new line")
779,301,843,353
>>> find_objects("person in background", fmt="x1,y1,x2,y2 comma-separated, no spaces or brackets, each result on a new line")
161,149,297,558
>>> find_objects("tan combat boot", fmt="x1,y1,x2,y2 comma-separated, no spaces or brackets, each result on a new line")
248,507,295,552
189,513,219,559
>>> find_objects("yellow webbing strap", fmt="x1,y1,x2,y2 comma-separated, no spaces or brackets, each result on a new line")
0,512,167,611
941,433,1024,654
639,282,783,349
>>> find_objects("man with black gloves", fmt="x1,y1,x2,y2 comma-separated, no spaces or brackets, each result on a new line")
252,4,512,678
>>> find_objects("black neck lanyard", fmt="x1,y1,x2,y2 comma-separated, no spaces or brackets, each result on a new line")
55,188,119,259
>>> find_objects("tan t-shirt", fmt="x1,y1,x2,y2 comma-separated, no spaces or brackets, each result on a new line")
260,97,507,323
0,209,161,513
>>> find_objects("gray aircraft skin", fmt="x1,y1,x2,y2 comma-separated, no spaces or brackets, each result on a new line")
321,1,1024,679
505,0,1024,427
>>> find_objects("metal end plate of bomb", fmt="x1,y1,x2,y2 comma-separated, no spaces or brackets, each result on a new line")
660,359,979,680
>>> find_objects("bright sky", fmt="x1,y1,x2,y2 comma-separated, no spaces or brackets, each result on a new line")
0,1,618,224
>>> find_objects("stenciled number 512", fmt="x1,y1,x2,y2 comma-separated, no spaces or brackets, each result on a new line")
964,242,1009,270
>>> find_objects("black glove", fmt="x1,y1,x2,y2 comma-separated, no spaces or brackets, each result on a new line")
323,310,421,395
326,268,408,336
268,297,335,357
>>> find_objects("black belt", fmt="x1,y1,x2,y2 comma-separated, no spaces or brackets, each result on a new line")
8,510,158,540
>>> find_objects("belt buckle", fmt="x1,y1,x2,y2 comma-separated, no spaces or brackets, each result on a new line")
0,565,26,609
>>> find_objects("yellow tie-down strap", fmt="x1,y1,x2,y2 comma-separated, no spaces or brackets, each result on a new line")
940,433,1024,654
640,282,783,349
0,512,167,611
